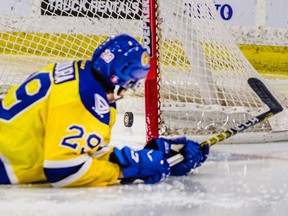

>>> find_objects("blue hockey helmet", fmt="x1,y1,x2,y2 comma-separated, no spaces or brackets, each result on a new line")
91,34,150,90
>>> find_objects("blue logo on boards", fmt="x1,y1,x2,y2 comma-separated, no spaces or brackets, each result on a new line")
215,4,233,21
184,3,234,21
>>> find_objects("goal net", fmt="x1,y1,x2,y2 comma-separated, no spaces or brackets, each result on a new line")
1,0,288,143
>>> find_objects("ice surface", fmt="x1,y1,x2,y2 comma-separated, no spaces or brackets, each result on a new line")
1,113,288,216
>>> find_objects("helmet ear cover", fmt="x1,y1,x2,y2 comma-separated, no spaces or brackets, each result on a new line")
91,34,150,90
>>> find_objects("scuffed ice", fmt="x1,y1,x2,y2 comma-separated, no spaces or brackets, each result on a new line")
1,143,288,216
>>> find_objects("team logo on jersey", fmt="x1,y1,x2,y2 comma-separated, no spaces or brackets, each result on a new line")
100,49,115,63
92,94,110,118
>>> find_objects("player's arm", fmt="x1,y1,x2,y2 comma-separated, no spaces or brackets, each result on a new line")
42,103,169,187
43,151,121,187
43,144,170,187
42,115,125,188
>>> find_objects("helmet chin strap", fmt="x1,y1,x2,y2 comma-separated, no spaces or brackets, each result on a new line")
92,67,115,94
92,67,145,102
92,67,126,102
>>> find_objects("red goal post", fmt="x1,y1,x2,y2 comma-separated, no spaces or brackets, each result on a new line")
143,0,159,141
142,0,288,143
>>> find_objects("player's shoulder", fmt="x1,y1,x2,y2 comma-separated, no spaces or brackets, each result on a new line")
51,61,77,85
77,60,92,71
40,62,57,73
49,60,90,85
40,60,88,74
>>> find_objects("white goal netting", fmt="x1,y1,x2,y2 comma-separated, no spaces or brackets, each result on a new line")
0,0,288,143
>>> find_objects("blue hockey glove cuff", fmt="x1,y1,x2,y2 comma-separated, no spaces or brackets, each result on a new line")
110,147,170,184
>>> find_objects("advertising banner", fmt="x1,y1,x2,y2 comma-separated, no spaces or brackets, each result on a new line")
40,0,141,20
214,0,256,26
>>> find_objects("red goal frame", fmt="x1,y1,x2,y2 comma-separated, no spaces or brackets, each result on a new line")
144,0,159,141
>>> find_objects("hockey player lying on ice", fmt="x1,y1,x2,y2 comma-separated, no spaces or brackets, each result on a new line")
0,34,209,187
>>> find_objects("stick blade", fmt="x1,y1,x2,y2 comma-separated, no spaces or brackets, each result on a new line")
248,77,283,113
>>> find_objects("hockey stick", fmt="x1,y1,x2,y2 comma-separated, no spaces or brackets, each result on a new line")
167,77,283,166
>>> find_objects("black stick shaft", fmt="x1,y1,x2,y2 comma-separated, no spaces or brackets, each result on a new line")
168,78,283,166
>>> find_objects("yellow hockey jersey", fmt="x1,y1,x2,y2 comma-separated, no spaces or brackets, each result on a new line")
0,60,120,187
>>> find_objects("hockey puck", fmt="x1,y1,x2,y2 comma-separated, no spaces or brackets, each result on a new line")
124,112,134,127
